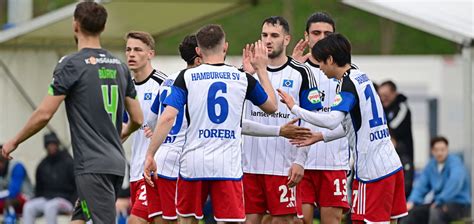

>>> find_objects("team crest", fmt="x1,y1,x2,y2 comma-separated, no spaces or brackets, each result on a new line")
332,94,342,106
144,93,152,100
282,79,294,88
307,90,321,104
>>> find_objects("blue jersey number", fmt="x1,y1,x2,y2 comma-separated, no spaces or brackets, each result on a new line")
160,89,184,135
207,82,229,124
364,85,385,128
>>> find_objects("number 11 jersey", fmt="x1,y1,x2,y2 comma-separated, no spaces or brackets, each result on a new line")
331,67,402,182
164,63,269,180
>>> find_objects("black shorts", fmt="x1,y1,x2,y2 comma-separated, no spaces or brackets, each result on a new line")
71,173,123,224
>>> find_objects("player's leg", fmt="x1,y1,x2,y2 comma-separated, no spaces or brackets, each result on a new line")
158,176,178,224
210,180,245,223
43,197,74,224
317,170,350,224
320,207,343,224
264,175,301,224
129,179,150,224
243,173,266,224
390,170,408,223
300,170,317,224
72,174,120,224
301,204,314,224
176,178,207,222
146,175,163,224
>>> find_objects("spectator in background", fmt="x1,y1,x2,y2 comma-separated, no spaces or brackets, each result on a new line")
378,80,413,156
22,132,76,224
0,145,33,218
402,136,471,224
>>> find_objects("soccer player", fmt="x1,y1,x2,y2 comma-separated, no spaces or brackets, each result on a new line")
291,12,350,224
124,31,167,224
145,34,199,224
241,16,320,224
278,33,408,223
1,1,143,224
144,24,277,223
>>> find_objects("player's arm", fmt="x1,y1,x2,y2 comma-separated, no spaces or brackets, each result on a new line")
121,97,144,141
249,40,277,113
242,118,312,139
2,95,64,159
144,71,186,186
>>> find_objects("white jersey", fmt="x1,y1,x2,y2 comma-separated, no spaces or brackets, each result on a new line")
243,57,320,176
163,63,269,180
129,70,167,182
304,60,350,171
150,71,187,179
331,67,402,182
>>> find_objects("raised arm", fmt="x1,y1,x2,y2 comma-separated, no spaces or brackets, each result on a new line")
242,118,311,139
249,40,277,114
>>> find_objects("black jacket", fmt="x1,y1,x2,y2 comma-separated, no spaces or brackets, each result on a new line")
35,150,76,204
384,94,414,160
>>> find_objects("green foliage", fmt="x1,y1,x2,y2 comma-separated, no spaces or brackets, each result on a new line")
156,0,457,55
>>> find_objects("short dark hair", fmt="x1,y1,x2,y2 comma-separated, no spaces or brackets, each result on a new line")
380,80,397,92
262,16,290,34
125,31,155,50
196,24,225,50
74,1,107,36
306,12,336,32
179,35,198,65
430,136,449,148
312,33,351,67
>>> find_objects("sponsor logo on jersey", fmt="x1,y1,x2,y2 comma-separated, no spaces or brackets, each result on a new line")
282,79,294,88
250,110,290,119
332,94,342,106
144,93,152,100
355,74,369,84
85,56,121,65
308,90,321,104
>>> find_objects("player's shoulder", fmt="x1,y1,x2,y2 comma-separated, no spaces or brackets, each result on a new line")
288,56,312,76
150,69,168,85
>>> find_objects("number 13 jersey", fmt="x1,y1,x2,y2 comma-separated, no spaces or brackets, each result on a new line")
331,67,402,182
164,63,269,180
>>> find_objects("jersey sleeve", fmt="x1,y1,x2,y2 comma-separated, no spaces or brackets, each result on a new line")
298,65,323,111
49,59,79,96
163,70,187,110
331,76,357,113
125,68,137,99
245,73,268,106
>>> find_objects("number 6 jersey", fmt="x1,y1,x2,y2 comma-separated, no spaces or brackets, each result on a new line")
331,67,402,182
163,63,269,180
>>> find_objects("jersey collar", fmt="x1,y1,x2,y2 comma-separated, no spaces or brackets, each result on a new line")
305,59,320,68
267,56,291,72
134,69,156,86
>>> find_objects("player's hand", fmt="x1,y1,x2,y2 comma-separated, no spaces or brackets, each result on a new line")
144,155,157,187
289,132,323,147
288,163,304,187
250,40,268,72
277,89,295,110
291,39,311,63
242,44,256,74
280,118,312,139
144,126,153,138
1,140,17,160
406,202,414,211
